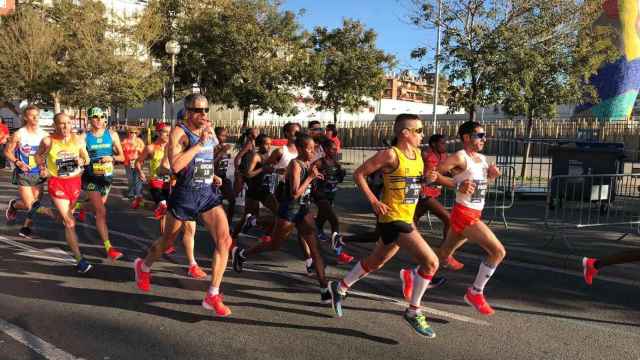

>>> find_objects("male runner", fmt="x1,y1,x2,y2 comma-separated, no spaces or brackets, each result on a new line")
436,120,505,315
328,114,440,338
133,94,232,316
4,105,54,238
122,126,145,207
582,251,640,285
213,127,236,224
80,107,125,261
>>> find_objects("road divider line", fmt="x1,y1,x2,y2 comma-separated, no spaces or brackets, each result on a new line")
0,318,84,360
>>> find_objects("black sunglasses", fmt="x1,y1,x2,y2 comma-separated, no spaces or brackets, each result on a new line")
188,107,209,114
471,132,486,140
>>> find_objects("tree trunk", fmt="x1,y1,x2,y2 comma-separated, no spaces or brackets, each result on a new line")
333,107,338,124
468,105,476,121
52,92,61,113
520,112,534,179
242,108,250,128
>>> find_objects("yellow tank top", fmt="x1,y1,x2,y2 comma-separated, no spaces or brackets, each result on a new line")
379,146,424,224
47,136,82,178
149,143,165,179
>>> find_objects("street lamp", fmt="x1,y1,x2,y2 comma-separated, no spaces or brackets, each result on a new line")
165,39,181,128
432,0,442,133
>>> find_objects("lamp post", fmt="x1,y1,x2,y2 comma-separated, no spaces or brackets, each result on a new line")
432,0,442,133
165,40,181,128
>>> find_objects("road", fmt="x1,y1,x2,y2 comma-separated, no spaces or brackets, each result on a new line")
0,167,639,360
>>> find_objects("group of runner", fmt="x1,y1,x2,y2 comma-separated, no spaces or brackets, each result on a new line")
6,98,630,339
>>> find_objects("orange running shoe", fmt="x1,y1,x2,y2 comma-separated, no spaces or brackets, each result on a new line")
154,202,168,219
464,288,495,316
188,264,207,279
400,268,414,302
443,256,464,271
107,247,124,261
134,258,151,292
337,251,354,265
202,294,231,317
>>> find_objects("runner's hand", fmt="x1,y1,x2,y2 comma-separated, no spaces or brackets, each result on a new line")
371,199,390,217
310,165,324,180
458,180,476,195
39,166,48,178
16,160,30,173
488,164,501,179
425,169,438,184
212,175,222,187
100,156,113,163
199,126,213,144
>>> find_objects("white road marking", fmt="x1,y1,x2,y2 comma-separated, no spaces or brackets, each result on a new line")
0,318,83,360
0,236,75,264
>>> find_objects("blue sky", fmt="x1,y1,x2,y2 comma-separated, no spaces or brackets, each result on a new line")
281,0,437,72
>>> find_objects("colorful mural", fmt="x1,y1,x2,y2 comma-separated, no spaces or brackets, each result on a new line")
575,0,640,120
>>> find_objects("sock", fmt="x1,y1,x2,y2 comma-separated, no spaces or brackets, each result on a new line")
406,305,421,317
74,202,83,211
470,261,496,295
410,268,433,308
74,254,82,261
35,206,48,215
304,257,313,268
141,262,151,272
208,286,219,296
341,261,370,290
103,240,112,252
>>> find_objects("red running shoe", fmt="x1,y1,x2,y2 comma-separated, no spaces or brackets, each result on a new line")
337,251,354,265
154,202,168,219
464,288,495,316
107,247,124,261
163,245,176,255
443,256,464,271
400,268,414,302
259,235,272,244
134,258,151,292
582,257,599,285
188,264,207,279
130,196,143,209
76,209,86,222
202,294,231,317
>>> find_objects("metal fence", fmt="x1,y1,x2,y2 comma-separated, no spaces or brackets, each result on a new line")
544,173,640,250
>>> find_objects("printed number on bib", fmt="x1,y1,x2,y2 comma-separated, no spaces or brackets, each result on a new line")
471,180,488,203
404,177,421,204
216,158,230,177
262,173,277,194
92,162,113,176
299,186,311,205
193,158,214,185
56,152,79,177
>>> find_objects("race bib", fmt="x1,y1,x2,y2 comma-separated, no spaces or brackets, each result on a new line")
299,186,311,205
92,162,113,176
193,158,214,185
470,180,488,203
56,153,79,177
262,173,277,194
403,177,421,204
216,158,230,178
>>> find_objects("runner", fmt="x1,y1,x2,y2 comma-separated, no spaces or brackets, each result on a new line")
232,134,278,243
122,126,145,208
328,114,440,338
582,251,640,285
413,134,465,270
35,113,92,273
435,120,505,316
233,127,259,196
134,94,232,316
312,137,354,264
232,133,331,303
80,107,125,261
307,121,325,162
4,105,54,238
213,127,235,225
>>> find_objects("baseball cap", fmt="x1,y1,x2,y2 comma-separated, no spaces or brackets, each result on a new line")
88,107,104,118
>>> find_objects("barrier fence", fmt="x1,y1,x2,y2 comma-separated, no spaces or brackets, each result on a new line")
544,174,640,250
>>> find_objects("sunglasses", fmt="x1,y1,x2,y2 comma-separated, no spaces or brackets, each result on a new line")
471,132,486,140
91,115,105,120
310,127,325,132
188,107,209,114
405,127,424,134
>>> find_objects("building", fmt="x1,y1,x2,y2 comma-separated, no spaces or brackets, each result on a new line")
0,0,15,15
383,70,449,104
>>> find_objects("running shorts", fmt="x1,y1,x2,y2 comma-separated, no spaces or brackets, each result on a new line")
277,200,309,224
12,171,46,187
377,220,414,245
48,177,82,203
168,185,222,221
450,203,482,235
82,173,112,196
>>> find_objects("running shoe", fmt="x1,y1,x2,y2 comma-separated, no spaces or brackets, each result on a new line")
76,258,93,274
131,196,143,209
582,257,599,285
202,293,231,317
75,208,86,222
317,225,328,242
231,247,245,273
259,235,272,244
428,276,447,290
400,268,414,302
5,199,17,222
442,256,465,271
163,245,176,255
464,288,495,316
403,311,436,338
18,227,33,239
134,258,151,292
154,202,167,219
320,287,331,304
336,251,354,265
188,264,207,279
328,281,344,317
107,247,124,261
330,232,345,251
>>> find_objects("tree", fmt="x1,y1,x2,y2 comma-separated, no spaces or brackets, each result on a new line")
308,19,395,123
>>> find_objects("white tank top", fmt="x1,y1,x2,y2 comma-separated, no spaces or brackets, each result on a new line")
275,144,298,170
453,150,489,211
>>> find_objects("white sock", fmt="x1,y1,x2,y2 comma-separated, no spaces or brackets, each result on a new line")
208,286,219,296
471,261,496,295
304,258,313,267
410,268,433,308
141,262,151,272
342,261,370,289
406,306,421,317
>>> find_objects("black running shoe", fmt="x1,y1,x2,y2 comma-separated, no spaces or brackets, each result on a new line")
231,247,245,273
427,276,447,290
76,258,93,274
320,287,331,304
18,227,32,239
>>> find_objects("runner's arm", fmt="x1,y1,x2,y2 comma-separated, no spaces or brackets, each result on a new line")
110,130,125,163
3,131,20,164
290,161,316,199
168,127,201,174
265,148,282,166
135,145,152,180
34,137,51,169
77,137,90,167
438,152,465,178
234,141,252,167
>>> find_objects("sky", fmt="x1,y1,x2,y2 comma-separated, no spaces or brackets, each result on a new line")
280,0,437,72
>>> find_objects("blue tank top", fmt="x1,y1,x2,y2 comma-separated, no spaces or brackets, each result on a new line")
14,128,47,176
176,123,215,189
85,130,114,178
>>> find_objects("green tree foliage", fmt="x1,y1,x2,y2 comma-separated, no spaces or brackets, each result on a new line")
308,19,396,123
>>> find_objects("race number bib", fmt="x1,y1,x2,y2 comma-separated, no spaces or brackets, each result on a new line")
56,152,79,177
299,186,311,205
28,155,37,168
193,158,214,185
262,173,277,194
92,162,113,176
216,157,230,178
403,177,421,204
470,180,488,203
324,167,339,192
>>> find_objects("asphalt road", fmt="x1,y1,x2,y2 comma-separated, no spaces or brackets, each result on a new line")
0,167,639,360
